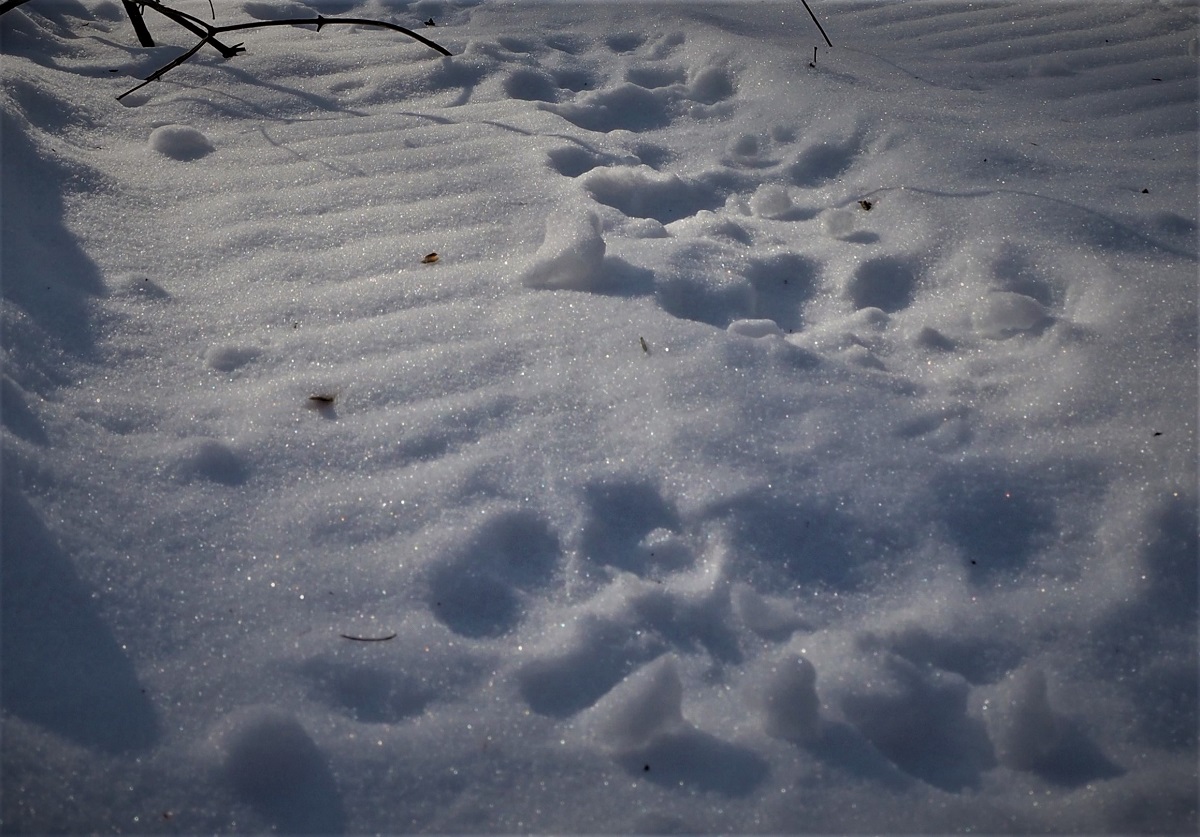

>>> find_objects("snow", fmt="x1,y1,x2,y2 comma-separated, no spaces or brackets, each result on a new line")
148,124,215,160
1,0,1197,832
521,208,607,290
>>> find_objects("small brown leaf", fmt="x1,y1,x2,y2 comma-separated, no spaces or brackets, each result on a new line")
422,252,439,264
858,200,873,211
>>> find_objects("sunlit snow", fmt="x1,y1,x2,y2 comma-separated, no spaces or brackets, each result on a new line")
2,0,1197,832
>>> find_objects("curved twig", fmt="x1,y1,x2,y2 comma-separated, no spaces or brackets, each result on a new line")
215,17,451,56
126,0,246,58
118,36,232,100
118,5,451,101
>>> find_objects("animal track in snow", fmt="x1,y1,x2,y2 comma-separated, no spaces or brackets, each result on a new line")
788,132,865,188
839,655,996,792
503,63,599,102
579,479,686,575
205,343,261,373
644,30,686,60
517,615,667,718
300,658,432,724
503,67,560,103
625,65,688,89
650,246,822,333
173,439,249,486
745,253,820,332
859,624,1022,688
931,460,1103,586
544,84,679,133
847,256,921,313
706,490,912,591
582,166,725,225
545,145,616,178
987,667,1123,787
427,509,561,638
605,32,645,54
541,62,735,134
724,132,783,169
588,655,770,796
216,708,344,833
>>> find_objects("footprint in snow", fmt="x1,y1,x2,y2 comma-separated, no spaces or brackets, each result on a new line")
839,655,996,792
581,165,725,224
788,131,865,188
172,439,249,486
847,256,921,314
588,655,770,796
299,658,433,724
216,708,345,833
540,60,734,134
427,509,560,638
517,614,666,718
578,479,686,575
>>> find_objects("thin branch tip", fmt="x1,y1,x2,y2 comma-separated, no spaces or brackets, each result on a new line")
109,3,452,100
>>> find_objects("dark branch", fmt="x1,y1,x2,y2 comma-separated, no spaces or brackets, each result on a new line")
800,0,834,49
118,8,452,100
121,0,155,47
136,0,242,57
211,16,452,58
117,36,235,101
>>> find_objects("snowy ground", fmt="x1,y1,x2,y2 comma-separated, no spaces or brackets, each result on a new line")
1,0,1197,832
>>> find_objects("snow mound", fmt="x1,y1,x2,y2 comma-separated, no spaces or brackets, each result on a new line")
988,668,1063,770
985,667,1122,786
582,165,719,224
728,318,784,339
172,439,248,486
758,654,821,743
521,208,606,290
822,208,856,238
973,291,1051,338
731,583,805,640
148,125,214,161
590,655,687,751
748,184,793,219
840,657,995,792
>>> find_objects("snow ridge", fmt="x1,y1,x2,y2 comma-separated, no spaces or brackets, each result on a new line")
2,1,1196,832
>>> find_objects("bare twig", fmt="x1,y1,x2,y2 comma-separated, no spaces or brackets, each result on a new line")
800,0,834,48
131,0,252,58
120,0,154,47
115,1,452,101
119,37,225,100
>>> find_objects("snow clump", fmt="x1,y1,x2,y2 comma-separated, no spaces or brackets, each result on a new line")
748,184,793,219
521,208,607,290
148,124,214,161
973,291,1051,338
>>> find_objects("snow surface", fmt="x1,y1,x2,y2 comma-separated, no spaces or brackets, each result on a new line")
1,0,1197,832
